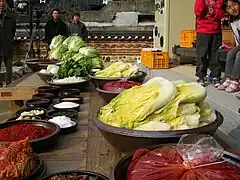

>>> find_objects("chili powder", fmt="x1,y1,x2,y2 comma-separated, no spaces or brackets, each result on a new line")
0,124,53,141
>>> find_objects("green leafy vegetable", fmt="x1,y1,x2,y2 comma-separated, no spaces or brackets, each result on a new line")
62,51,76,61
49,35,65,50
91,56,104,69
68,36,85,52
79,46,100,58
48,44,68,60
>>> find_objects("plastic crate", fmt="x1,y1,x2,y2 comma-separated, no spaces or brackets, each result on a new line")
141,48,169,69
180,30,196,48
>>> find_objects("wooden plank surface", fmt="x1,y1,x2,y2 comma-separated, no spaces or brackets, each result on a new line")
40,93,90,175
86,90,123,176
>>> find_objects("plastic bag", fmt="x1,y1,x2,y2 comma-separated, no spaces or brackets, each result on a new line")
127,134,240,180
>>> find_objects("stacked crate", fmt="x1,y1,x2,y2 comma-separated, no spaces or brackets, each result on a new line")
180,30,196,48
141,48,169,69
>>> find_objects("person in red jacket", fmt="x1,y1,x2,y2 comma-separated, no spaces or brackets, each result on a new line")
194,0,225,86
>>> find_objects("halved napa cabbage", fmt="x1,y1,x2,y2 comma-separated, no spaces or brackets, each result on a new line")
98,77,177,129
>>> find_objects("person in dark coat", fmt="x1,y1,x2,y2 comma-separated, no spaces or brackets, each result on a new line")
44,8,68,46
0,0,16,86
68,13,88,40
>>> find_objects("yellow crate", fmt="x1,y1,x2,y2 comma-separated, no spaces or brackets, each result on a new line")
141,49,169,69
180,30,196,48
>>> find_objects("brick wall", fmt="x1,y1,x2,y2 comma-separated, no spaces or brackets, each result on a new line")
14,39,153,62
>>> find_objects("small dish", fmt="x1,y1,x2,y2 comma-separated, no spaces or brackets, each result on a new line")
59,95,84,104
25,98,50,109
48,117,78,134
59,89,81,98
47,109,78,119
38,86,60,98
32,93,54,103
7,116,42,122
53,102,80,112
15,108,47,119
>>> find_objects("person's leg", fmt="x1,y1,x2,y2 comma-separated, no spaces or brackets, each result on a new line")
225,51,240,93
195,33,211,85
3,55,13,85
216,46,240,89
209,32,222,83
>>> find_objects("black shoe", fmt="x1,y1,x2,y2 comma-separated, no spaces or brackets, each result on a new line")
197,78,206,86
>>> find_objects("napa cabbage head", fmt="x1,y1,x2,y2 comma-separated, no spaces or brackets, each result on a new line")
68,36,85,52
79,46,100,58
49,35,65,50
98,77,177,129
178,82,207,103
94,62,128,77
48,44,68,60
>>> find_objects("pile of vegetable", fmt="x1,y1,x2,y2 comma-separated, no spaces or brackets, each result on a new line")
48,35,104,73
0,139,38,179
103,80,141,92
94,62,139,78
98,77,216,131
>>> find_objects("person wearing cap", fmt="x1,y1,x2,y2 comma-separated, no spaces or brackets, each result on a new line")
68,13,88,40
44,8,68,46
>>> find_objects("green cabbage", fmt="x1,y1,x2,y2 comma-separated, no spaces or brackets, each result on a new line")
49,35,65,50
79,46,100,58
48,44,68,60
62,51,76,61
62,36,73,46
91,56,104,69
98,77,177,129
68,36,85,52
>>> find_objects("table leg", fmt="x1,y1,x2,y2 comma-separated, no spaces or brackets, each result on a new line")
11,100,24,113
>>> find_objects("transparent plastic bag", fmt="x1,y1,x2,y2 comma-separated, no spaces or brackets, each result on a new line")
127,134,240,180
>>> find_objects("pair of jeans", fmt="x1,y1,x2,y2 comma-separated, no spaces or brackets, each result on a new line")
0,55,13,85
225,45,240,80
195,33,222,78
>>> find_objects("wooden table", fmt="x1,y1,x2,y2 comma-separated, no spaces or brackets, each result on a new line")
40,90,124,176
0,73,124,177
0,73,46,112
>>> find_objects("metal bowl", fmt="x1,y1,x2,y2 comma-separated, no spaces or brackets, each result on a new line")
96,87,120,104
25,59,42,72
93,110,224,152
47,78,90,91
37,72,54,83
90,71,147,88
109,145,240,180
40,170,108,180
0,120,61,153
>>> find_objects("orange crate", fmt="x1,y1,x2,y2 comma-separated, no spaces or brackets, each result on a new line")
180,30,196,48
141,49,169,69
